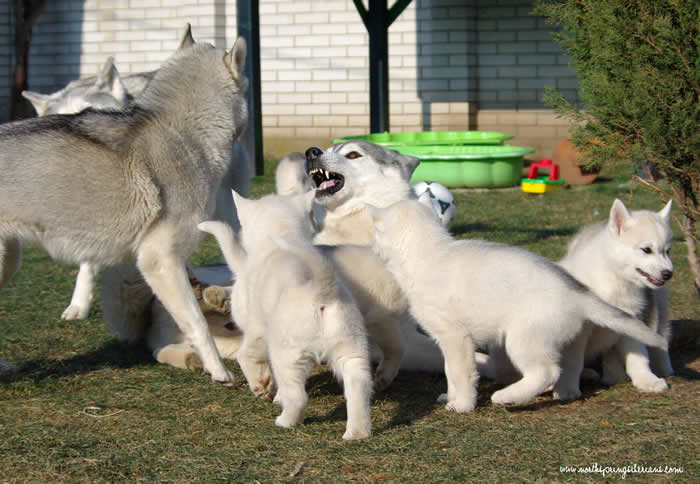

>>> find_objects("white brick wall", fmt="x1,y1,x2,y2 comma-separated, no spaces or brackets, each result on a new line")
0,0,578,159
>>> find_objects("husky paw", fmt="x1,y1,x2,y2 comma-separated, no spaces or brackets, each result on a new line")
252,376,275,399
184,352,203,369
210,367,235,387
275,412,303,428
491,388,529,406
342,427,371,441
632,375,668,393
373,367,397,392
61,304,89,320
552,387,582,401
580,368,601,382
440,394,477,413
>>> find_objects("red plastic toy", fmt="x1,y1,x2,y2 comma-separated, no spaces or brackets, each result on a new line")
527,158,560,181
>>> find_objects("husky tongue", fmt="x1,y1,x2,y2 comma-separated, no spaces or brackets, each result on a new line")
319,179,337,190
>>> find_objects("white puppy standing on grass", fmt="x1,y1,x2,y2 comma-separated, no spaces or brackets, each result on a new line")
366,199,669,411
556,199,675,396
199,191,373,440
481,199,676,399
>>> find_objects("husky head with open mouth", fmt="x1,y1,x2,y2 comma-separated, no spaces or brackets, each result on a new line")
304,141,419,212
606,199,675,290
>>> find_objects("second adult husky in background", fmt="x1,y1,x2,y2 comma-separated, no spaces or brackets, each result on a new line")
367,199,668,411
0,25,248,383
200,191,373,440
21,57,131,321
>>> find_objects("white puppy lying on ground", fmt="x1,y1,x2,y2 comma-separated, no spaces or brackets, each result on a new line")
367,199,669,411
199,191,372,440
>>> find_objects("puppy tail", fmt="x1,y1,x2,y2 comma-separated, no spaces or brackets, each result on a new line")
198,221,247,274
584,294,668,350
101,263,154,343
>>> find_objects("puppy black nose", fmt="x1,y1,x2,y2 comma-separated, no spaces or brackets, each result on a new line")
305,147,323,161
661,270,673,281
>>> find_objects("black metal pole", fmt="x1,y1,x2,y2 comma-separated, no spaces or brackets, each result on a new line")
368,0,389,134
236,0,263,176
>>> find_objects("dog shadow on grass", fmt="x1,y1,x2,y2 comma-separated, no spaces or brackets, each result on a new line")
0,340,154,384
451,222,578,247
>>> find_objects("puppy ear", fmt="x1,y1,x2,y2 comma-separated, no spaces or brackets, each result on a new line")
178,23,195,50
608,198,632,236
659,199,672,222
22,91,50,116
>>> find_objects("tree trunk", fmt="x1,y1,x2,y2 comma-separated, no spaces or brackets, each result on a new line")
681,210,700,297
10,0,46,120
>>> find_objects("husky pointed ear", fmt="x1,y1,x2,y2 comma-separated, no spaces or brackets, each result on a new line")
178,23,195,50
231,189,249,210
659,199,672,222
22,90,50,116
95,57,127,103
225,37,247,86
398,154,420,181
608,199,632,236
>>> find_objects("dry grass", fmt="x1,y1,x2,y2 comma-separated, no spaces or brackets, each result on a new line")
0,162,697,482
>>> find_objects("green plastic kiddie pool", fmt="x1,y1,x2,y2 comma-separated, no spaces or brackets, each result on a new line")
395,145,535,189
332,130,513,148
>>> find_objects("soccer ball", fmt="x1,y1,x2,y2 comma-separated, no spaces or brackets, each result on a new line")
412,181,457,227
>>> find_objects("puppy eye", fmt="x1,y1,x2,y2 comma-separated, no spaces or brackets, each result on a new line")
641,247,653,254
346,151,362,159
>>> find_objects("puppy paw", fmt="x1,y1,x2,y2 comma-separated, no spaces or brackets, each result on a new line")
443,395,477,413
373,368,397,392
210,367,235,387
632,375,668,393
184,352,203,370
275,412,302,428
437,393,448,403
342,427,371,441
491,389,522,406
61,304,89,320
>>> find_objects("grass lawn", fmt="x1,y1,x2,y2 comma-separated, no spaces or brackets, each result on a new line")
0,159,697,482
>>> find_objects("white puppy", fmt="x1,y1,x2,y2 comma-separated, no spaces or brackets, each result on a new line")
554,199,675,397
199,191,372,440
367,199,669,411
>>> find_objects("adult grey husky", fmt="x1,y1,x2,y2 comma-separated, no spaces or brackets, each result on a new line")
21,47,249,323
366,199,668,411
0,25,248,383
